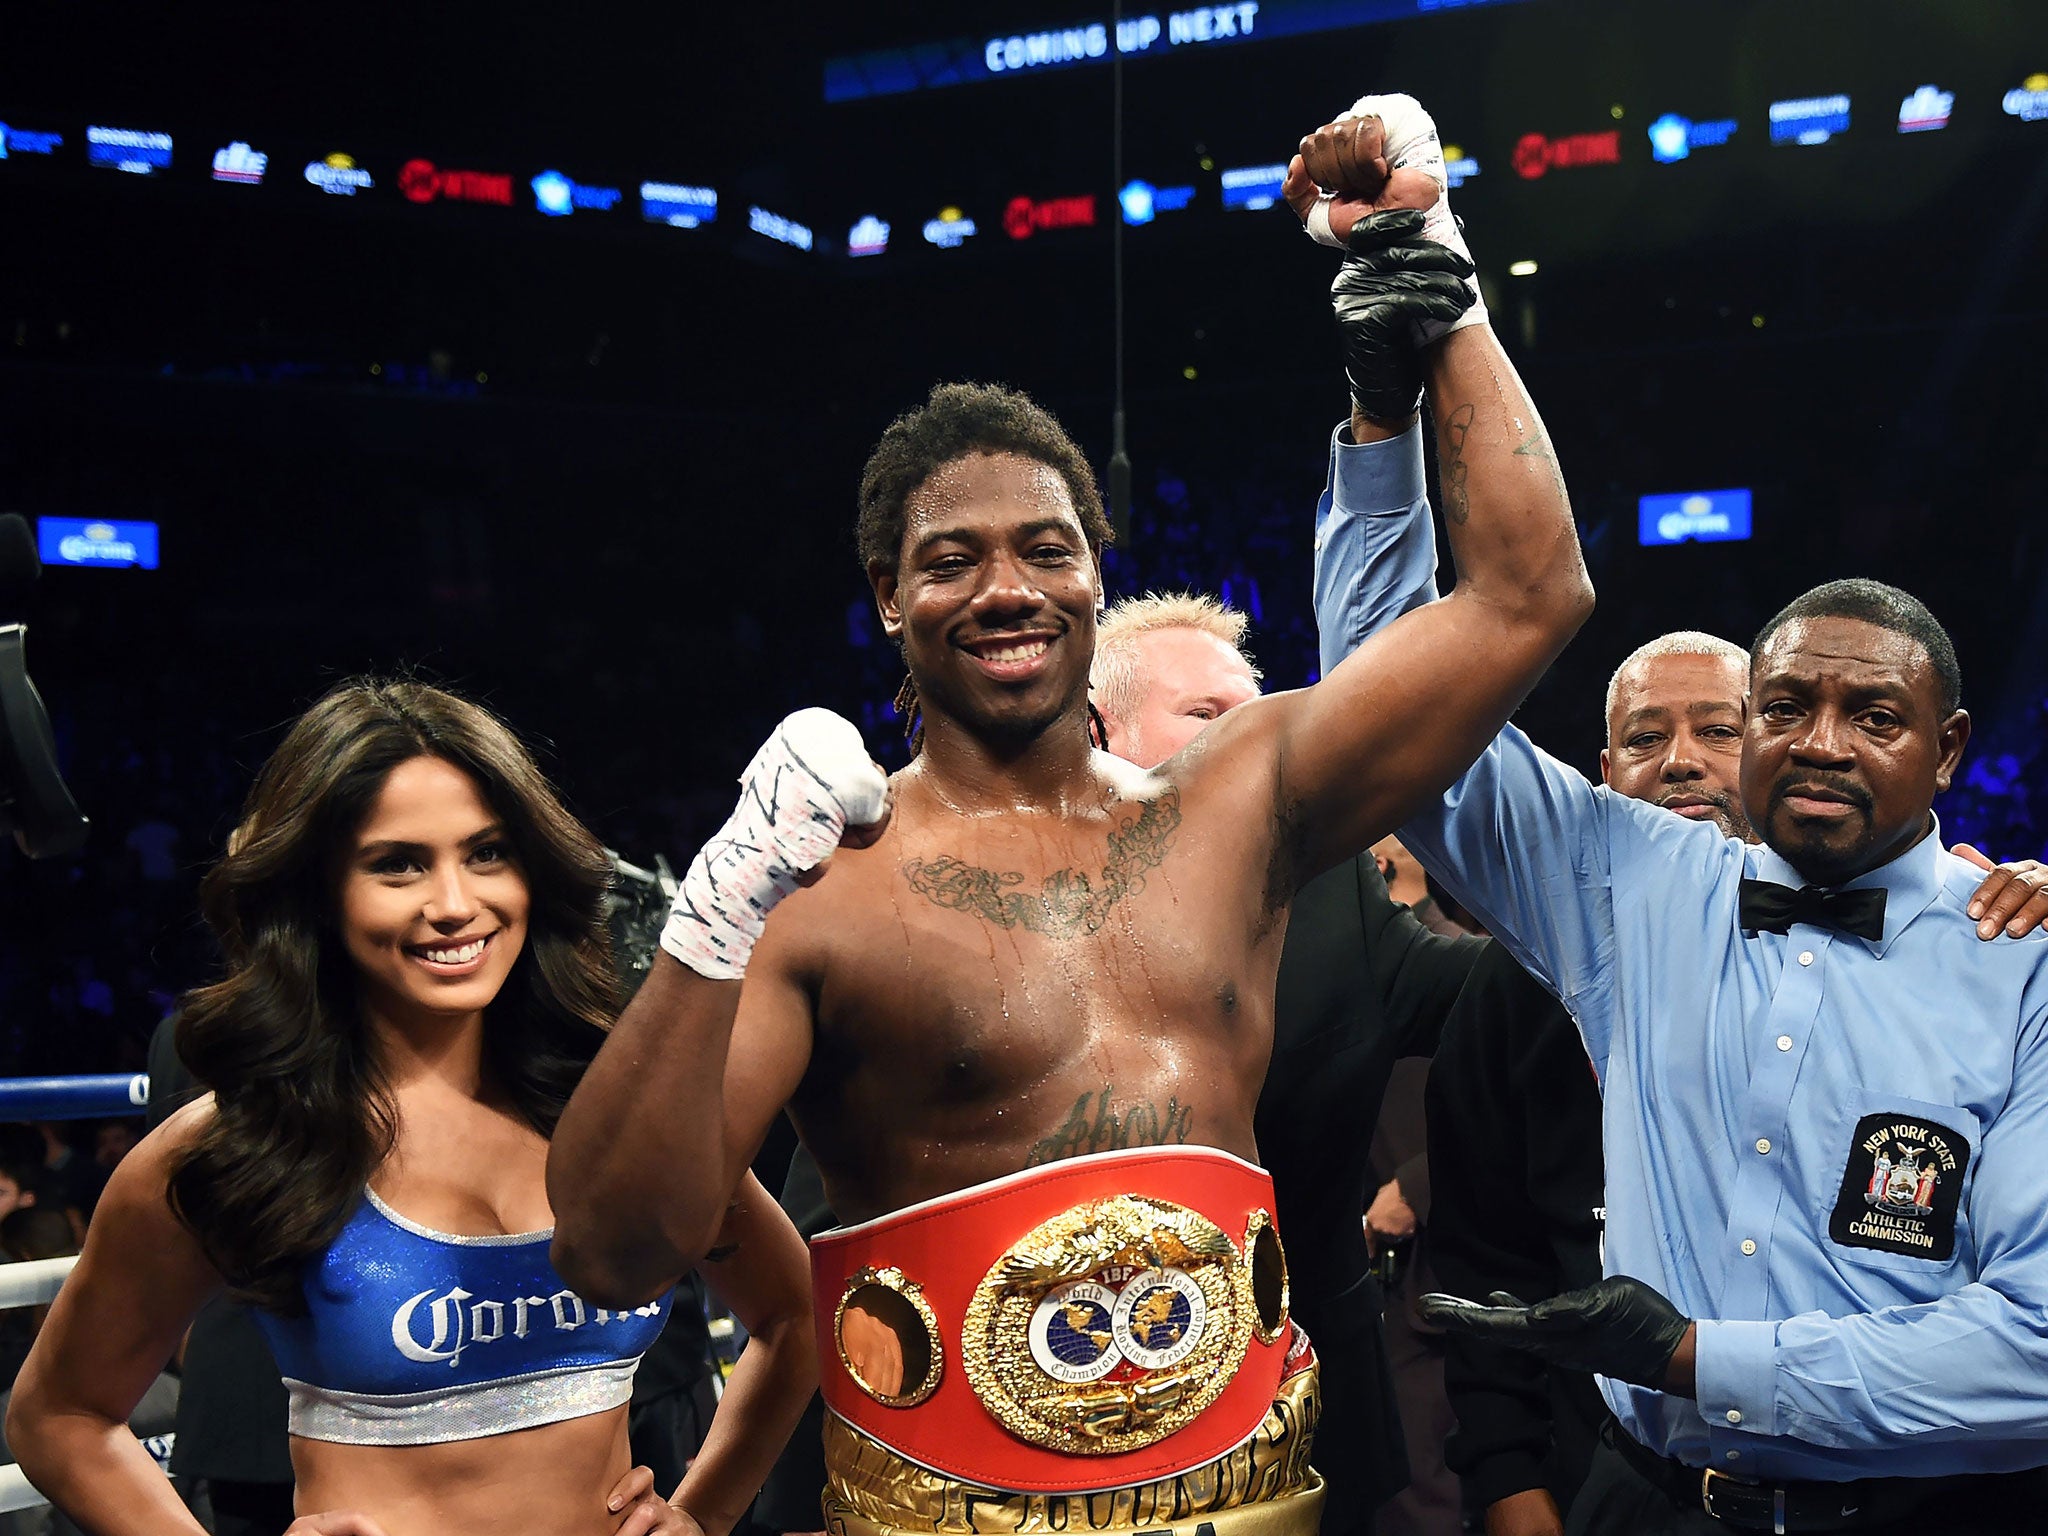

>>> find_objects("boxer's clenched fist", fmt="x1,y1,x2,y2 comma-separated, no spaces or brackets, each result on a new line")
660,709,891,980
1284,113,1439,246
1287,92,1488,341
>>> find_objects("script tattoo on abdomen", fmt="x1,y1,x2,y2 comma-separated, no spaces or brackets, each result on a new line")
903,790,1182,937
1025,1086,1194,1167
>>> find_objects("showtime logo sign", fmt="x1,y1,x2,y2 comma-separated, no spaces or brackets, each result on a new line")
1004,193,1096,239
399,159,513,206
1512,130,1621,180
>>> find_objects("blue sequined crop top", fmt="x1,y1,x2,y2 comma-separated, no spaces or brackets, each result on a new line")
250,1188,673,1446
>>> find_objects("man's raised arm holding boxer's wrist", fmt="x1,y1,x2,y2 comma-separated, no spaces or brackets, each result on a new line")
547,96,1589,1311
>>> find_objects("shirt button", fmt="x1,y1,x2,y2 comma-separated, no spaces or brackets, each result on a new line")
1755,1138,1772,1155
1726,1409,1744,1425
1798,950,1814,966
1726,1450,1742,1462
1741,1239,1758,1256
1777,1035,1793,1052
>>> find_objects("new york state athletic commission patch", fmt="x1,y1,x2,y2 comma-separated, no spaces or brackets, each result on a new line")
1829,1110,1972,1262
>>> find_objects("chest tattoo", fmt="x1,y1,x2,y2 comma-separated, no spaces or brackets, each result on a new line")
902,791,1182,936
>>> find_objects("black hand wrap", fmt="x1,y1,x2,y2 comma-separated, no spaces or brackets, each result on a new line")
1417,1276,1692,1390
1330,208,1478,426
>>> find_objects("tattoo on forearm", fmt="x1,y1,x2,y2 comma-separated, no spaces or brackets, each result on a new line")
1511,427,1567,497
903,791,1181,936
1024,1086,1194,1167
1441,403,1475,526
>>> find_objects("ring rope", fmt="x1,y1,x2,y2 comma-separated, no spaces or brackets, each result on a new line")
0,1255,76,1310
0,1435,174,1513
0,1073,150,1122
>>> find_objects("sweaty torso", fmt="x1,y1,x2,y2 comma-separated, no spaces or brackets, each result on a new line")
769,744,1291,1223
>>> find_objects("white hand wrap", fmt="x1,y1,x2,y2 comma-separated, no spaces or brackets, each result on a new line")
1303,192,1339,248
660,708,889,981
1308,92,1488,341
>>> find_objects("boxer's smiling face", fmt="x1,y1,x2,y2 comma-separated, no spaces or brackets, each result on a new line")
874,451,1101,748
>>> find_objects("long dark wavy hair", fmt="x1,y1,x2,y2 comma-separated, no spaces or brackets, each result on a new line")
168,679,618,1313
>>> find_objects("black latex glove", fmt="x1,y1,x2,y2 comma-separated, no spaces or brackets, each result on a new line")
1330,208,1477,427
1417,1277,1692,1390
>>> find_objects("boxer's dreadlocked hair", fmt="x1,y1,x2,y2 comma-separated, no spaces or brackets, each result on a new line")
893,673,924,755
897,679,1114,765
861,382,1114,756
892,673,1108,757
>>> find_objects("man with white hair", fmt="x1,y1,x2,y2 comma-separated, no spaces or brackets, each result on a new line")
1089,587,1485,1536
1598,632,1755,837
1090,593,1263,766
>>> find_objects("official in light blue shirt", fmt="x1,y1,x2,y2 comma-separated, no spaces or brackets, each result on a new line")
1315,421,2048,1487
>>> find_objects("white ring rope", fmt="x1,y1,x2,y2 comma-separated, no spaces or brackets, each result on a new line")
0,1437,174,1514
0,1256,83,1513
0,1261,171,1515
0,1255,75,1310
0,1464,47,1516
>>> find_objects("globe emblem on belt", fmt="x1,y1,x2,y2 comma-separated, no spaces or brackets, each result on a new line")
1110,1267,1207,1370
1027,1281,1121,1384
967,1194,1268,1453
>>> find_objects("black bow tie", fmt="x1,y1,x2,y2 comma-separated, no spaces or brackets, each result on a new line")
1738,878,1887,942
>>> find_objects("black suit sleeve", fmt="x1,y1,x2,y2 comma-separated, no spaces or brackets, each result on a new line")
1426,944,1605,1512
1357,861,1487,1060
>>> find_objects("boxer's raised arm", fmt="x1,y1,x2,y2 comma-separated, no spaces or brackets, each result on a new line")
549,957,807,1305
1271,319,1591,878
550,711,888,1305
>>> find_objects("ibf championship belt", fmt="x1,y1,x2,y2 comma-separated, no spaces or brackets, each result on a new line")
812,1146,1318,1526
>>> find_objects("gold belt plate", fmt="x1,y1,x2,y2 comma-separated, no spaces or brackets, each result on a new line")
960,1193,1265,1454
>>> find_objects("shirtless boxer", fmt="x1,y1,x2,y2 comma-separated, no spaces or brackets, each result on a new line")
551,96,1573,1536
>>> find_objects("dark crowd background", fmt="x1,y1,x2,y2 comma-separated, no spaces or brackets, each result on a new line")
2,0,2045,1089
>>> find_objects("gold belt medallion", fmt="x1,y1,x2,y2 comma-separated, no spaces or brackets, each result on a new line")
961,1195,1272,1454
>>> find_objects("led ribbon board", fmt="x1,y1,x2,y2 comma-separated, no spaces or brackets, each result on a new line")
642,183,717,226
1769,95,1851,145
86,126,171,175
823,0,1531,101
0,125,64,157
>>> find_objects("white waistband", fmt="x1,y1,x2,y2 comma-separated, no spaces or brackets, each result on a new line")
282,1357,639,1446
